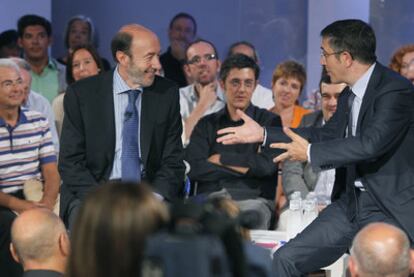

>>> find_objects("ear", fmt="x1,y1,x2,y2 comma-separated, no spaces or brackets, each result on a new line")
348,256,358,277
9,243,20,264
58,232,70,257
183,63,191,77
219,79,225,91
216,59,222,73
341,51,353,67
116,51,129,66
17,38,23,48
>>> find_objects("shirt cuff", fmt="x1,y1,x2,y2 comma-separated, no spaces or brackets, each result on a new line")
307,144,312,163
261,127,267,147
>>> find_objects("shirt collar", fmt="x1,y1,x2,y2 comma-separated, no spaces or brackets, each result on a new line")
0,108,28,127
218,103,255,121
350,63,376,99
113,65,142,95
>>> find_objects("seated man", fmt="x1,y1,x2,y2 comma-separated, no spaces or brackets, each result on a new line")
180,39,225,145
10,209,69,277
277,69,346,230
348,222,414,277
185,54,282,229
0,59,60,276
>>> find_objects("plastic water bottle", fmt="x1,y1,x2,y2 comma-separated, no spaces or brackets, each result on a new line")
301,199,318,230
286,192,302,240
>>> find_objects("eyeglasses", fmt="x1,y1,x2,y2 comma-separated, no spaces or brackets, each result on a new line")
228,78,256,89
187,53,217,65
320,50,344,59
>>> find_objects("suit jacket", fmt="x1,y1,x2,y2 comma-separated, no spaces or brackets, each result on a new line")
59,70,185,217
267,63,414,241
282,111,323,198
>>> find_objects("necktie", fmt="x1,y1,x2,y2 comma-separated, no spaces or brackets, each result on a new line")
121,89,141,182
347,88,356,137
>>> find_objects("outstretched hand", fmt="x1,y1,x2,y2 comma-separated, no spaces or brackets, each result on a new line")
271,127,309,163
216,109,264,144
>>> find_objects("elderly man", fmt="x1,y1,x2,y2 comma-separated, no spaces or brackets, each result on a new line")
186,54,282,229
180,39,225,145
0,58,60,276
348,223,414,277
59,24,185,229
10,209,69,277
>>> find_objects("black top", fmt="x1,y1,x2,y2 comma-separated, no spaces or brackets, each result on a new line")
160,47,187,88
185,104,282,200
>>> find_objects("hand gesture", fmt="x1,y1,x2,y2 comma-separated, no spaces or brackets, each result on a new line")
271,127,309,163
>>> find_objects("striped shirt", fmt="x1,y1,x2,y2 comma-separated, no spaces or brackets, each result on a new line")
0,109,57,193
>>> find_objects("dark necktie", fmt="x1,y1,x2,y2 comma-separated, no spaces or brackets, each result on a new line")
121,89,141,182
347,88,356,137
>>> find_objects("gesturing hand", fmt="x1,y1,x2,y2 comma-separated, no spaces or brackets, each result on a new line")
216,109,264,145
271,127,309,163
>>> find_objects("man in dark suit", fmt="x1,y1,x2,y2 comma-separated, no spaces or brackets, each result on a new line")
216,19,414,276
59,24,185,228
10,209,69,277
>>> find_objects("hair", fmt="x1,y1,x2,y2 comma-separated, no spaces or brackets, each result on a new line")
169,12,197,35
0,58,20,72
111,31,133,62
185,38,219,62
350,223,411,277
0,29,19,58
17,14,52,37
66,44,103,84
320,19,376,64
11,209,66,265
66,182,169,277
63,15,96,49
226,41,259,63
10,57,31,72
271,60,306,92
389,44,414,73
219,53,260,82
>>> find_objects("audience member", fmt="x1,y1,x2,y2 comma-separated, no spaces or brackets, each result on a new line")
0,58,60,277
12,57,60,152
227,41,274,109
59,24,185,229
348,223,414,277
278,68,346,230
389,44,414,84
269,60,311,128
0,29,21,58
52,44,104,136
66,182,168,277
57,15,111,71
160,12,197,87
10,209,69,277
180,39,225,145
185,54,281,229
17,14,66,103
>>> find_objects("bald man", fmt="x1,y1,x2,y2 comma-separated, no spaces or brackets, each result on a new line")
10,209,69,277
349,223,414,277
59,24,185,229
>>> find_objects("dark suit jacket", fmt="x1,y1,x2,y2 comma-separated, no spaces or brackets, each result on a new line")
59,70,185,217
267,63,414,241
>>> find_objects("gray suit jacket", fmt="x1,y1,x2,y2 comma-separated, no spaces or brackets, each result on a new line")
282,111,323,199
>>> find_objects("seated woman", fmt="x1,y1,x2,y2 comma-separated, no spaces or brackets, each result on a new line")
58,15,110,70
389,44,414,84
52,44,103,136
66,182,169,277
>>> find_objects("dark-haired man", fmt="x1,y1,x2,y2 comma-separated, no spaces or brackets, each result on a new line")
17,14,66,103
216,19,414,276
160,13,197,87
185,54,282,229
59,24,185,229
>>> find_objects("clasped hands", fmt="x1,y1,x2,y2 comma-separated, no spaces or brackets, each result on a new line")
216,109,309,163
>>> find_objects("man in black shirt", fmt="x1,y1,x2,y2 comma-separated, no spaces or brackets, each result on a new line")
185,54,282,229
160,13,197,87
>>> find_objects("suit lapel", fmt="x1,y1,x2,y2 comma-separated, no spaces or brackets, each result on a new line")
356,63,382,133
140,87,155,167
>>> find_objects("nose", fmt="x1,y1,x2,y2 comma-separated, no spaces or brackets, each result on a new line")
152,55,162,71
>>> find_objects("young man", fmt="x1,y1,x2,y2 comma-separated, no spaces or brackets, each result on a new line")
185,54,282,229
216,19,414,276
17,14,66,103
